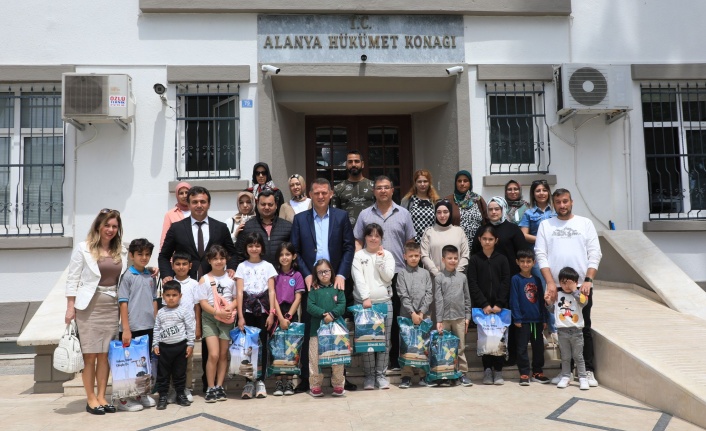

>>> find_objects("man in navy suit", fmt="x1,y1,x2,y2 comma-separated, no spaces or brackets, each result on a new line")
291,178,355,393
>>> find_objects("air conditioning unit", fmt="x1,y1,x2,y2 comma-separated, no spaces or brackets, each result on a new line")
62,73,135,130
555,64,632,119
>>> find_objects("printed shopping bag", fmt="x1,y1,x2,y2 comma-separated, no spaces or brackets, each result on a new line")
472,308,512,357
108,335,152,398
348,304,387,353
267,322,304,376
317,318,352,367
397,317,432,372
229,326,263,379
427,330,461,381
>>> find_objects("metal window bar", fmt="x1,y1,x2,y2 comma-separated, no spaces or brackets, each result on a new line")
486,82,551,174
175,83,240,180
0,85,64,237
642,82,706,220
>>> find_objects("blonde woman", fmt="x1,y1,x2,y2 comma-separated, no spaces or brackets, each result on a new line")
401,169,440,244
279,174,312,222
65,209,127,415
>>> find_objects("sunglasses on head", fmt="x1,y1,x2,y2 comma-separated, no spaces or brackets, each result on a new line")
100,208,120,215
532,180,549,186
289,174,301,180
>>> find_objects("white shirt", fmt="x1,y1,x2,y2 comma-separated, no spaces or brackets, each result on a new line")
196,273,234,306
190,216,210,251
290,198,311,214
177,277,199,316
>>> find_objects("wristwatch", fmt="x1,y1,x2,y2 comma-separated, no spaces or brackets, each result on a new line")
584,277,593,283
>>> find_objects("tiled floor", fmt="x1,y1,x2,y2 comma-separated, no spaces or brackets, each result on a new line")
3,372,703,431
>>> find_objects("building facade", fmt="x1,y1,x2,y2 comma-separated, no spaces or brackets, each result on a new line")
2,0,706,332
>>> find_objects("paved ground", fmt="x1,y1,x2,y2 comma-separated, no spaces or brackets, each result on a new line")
1,360,703,431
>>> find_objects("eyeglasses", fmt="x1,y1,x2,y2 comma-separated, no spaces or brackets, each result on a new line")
375,186,392,191
100,208,120,215
317,269,331,276
255,171,267,177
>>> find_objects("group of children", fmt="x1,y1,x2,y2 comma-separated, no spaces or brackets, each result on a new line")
114,221,589,412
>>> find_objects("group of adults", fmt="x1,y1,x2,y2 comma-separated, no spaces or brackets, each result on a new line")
64,149,601,409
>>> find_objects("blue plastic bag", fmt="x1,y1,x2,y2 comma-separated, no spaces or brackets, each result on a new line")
348,304,387,353
427,330,461,381
229,326,263,379
398,317,432,372
267,322,305,376
108,335,152,398
472,308,512,357
317,318,351,367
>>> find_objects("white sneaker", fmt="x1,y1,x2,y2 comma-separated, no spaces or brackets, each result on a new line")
579,378,590,390
166,388,177,404
556,377,571,389
586,371,599,387
482,368,494,385
551,372,572,384
117,398,144,412
184,388,193,402
136,395,156,408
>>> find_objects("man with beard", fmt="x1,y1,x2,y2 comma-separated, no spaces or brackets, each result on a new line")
535,188,602,387
332,150,375,226
234,189,292,266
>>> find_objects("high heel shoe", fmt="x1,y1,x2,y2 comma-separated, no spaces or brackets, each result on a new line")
86,404,105,415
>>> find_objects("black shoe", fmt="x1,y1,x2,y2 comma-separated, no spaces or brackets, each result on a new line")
344,381,357,391
176,394,191,406
157,396,167,410
86,404,105,415
102,404,116,413
293,382,310,394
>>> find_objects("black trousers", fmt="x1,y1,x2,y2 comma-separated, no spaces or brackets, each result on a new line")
200,338,209,391
299,289,312,383
389,274,401,368
516,322,545,376
244,312,269,381
482,355,504,371
155,340,187,395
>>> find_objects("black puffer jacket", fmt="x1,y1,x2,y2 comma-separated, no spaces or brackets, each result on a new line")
466,250,511,309
235,215,292,267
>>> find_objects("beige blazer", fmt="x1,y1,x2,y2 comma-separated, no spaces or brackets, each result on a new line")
65,241,128,310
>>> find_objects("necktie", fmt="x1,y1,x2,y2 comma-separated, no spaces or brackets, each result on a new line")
196,221,205,280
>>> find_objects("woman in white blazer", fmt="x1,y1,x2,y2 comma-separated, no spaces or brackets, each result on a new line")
65,209,127,415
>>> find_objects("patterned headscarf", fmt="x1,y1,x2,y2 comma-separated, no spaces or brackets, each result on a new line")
453,170,481,209
487,196,508,226
251,162,277,199
505,180,529,224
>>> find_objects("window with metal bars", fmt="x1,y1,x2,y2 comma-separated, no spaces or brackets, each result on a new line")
641,82,706,219
0,84,64,236
486,82,550,174
175,83,240,179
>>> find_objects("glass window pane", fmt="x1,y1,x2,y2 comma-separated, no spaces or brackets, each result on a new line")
0,137,10,226
333,168,347,184
331,128,347,145
22,136,63,225
644,127,682,213
367,127,382,146
384,146,399,165
686,130,706,210
641,87,677,123
332,147,348,167
383,127,399,145
369,147,383,165
0,93,14,129
489,96,535,165
316,127,331,145
681,89,706,122
316,147,332,166
21,92,61,129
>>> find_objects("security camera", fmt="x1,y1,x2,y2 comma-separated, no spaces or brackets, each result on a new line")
153,83,167,95
445,66,464,76
261,65,280,74
361,54,368,62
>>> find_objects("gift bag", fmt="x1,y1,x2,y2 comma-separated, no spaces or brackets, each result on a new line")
267,322,305,376
427,330,461,381
229,326,262,379
397,317,432,373
348,304,387,353
472,308,512,357
53,321,84,374
108,335,152,398
317,318,352,367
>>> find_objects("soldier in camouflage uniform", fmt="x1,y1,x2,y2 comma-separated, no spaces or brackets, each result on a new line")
332,150,375,227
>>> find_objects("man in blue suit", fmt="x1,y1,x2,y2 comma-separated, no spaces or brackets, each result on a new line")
291,177,355,393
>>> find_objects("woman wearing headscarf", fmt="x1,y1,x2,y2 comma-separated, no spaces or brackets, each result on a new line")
401,169,441,244
504,180,529,225
160,181,191,248
471,196,529,276
228,191,256,241
246,162,285,215
445,170,488,250
420,200,470,277
279,174,312,223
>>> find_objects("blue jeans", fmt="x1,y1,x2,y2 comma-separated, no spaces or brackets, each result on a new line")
532,263,556,333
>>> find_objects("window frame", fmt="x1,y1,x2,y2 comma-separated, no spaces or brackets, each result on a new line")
175,83,241,180
0,84,65,237
485,81,551,175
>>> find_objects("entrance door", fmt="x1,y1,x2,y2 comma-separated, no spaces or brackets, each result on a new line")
305,115,412,203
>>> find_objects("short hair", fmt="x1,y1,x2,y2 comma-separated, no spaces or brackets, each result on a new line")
552,188,572,201
404,242,421,252
347,149,361,157
442,244,458,257
363,223,384,239
374,175,393,187
310,177,332,191
476,224,498,239
258,189,276,200
128,238,154,255
243,232,266,257
188,186,211,203
516,248,535,260
206,244,229,262
162,280,182,294
172,251,191,263
559,266,579,283
529,179,551,207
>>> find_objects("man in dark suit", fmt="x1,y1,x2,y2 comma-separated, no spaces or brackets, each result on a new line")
291,178,356,393
159,186,238,281
158,185,237,394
